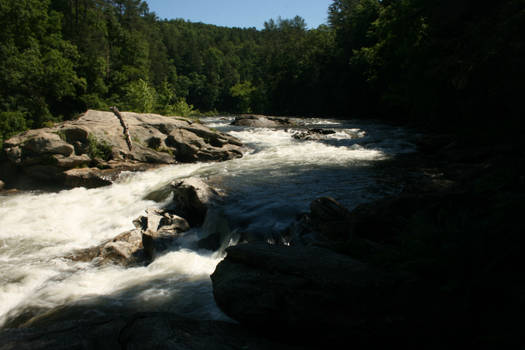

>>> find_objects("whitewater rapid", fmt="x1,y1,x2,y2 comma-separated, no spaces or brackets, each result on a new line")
0,116,414,327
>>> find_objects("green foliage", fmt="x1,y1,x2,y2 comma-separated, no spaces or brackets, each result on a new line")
0,0,84,128
0,111,28,149
169,99,196,118
230,81,256,113
87,134,113,161
0,0,522,139
123,79,156,113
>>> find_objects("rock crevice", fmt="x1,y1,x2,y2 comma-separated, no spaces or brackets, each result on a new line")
0,110,244,189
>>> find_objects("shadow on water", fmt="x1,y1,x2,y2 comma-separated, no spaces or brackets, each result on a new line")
3,251,229,330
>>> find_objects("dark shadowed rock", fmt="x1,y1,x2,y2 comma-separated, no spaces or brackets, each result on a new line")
211,242,408,343
284,196,353,245
197,208,240,252
0,306,298,350
231,115,295,128
1,110,243,189
171,178,220,226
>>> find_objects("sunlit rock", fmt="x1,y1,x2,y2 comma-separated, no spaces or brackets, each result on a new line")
0,110,244,189
68,207,191,266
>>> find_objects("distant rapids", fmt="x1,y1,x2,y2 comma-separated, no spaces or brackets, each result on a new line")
0,116,415,327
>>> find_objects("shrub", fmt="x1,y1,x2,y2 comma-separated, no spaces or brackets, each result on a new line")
0,111,27,149
87,134,113,161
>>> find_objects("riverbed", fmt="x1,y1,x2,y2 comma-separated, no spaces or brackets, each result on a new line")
0,116,415,327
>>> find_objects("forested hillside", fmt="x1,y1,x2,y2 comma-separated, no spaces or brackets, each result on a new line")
1,0,523,147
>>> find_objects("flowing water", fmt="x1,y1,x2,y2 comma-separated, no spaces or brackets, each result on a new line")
0,117,415,327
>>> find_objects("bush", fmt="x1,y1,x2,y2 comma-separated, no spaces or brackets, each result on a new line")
0,111,27,149
122,79,156,113
167,98,197,117
87,134,113,161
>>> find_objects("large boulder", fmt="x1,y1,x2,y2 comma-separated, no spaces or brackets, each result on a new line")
170,178,220,226
211,242,408,344
0,110,243,188
231,115,295,128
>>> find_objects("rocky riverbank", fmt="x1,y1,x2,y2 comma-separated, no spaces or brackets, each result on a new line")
210,135,525,348
0,110,243,189
1,121,523,349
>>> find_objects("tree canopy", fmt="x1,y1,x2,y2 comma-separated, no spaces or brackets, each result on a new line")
1,0,523,146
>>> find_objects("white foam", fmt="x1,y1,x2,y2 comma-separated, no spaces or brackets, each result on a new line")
0,117,411,326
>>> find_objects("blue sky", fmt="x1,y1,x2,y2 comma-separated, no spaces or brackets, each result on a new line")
145,0,334,29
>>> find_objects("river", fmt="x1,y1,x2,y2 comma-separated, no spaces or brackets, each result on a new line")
0,116,414,327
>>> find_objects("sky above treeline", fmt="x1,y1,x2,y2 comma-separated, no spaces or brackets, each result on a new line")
145,0,333,29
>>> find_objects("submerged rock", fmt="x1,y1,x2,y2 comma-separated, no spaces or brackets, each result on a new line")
0,110,243,189
231,115,295,128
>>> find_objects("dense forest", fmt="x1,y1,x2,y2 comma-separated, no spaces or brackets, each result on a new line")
1,0,524,147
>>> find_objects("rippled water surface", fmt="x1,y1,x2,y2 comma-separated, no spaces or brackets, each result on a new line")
0,116,414,326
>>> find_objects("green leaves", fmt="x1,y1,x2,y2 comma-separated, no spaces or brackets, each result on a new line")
123,79,156,113
0,111,28,148
230,81,256,113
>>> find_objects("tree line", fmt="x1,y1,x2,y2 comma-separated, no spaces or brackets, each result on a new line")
1,0,523,147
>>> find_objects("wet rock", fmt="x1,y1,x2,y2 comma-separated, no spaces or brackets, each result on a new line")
69,229,143,266
171,178,220,226
142,183,174,202
69,208,191,266
1,110,243,189
231,115,295,128
292,128,336,140
197,208,239,252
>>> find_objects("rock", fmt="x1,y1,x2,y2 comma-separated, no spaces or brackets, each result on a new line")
0,306,298,350
292,128,336,140
0,180,4,190
231,115,295,128
69,208,191,266
69,229,143,266
1,110,243,189
197,208,239,252
62,168,114,188
284,197,353,245
211,242,406,343
52,154,91,168
136,208,191,260
310,196,350,222
170,178,219,226
21,132,75,157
